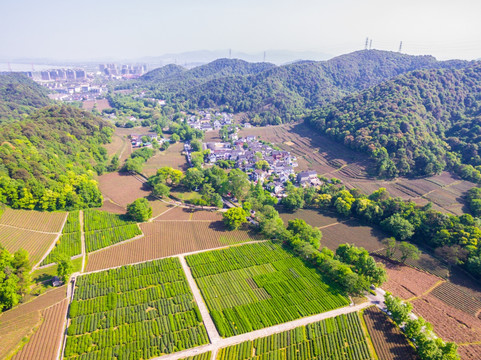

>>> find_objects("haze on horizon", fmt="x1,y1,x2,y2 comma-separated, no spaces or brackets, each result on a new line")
1,0,480,62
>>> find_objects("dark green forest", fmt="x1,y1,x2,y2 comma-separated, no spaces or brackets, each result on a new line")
0,105,113,210
306,64,481,180
125,50,471,125
0,73,51,123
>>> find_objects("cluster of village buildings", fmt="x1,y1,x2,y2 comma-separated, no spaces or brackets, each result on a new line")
130,133,161,148
196,136,321,197
187,110,235,131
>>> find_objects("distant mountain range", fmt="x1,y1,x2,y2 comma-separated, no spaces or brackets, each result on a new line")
132,50,473,124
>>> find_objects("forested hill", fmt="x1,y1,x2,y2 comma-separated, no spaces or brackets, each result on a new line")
306,64,481,180
129,50,471,124
0,105,114,210
0,73,51,123
136,58,276,93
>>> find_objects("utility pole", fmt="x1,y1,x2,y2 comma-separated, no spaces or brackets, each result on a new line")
229,49,232,58
365,37,369,50
398,41,403,53
369,39,373,50
263,51,266,62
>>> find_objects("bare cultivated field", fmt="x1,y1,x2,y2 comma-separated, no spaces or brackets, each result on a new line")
0,286,66,359
363,307,418,360
142,142,188,176
458,344,481,360
411,294,481,344
375,257,443,300
149,200,174,218
82,98,111,111
12,299,69,360
320,219,389,252
0,310,41,359
86,221,261,272
0,208,66,233
97,172,150,207
279,208,340,228
0,225,58,266
431,281,481,317
239,123,373,178
97,199,126,214
154,205,193,220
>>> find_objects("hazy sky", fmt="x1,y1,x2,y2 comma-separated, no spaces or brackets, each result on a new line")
1,0,480,61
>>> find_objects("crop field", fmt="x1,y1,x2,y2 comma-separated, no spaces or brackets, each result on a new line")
458,344,481,360
0,310,41,359
0,286,66,359
187,242,349,337
411,294,481,343
217,313,374,360
180,352,212,360
65,257,208,360
41,211,82,266
149,200,174,218
279,208,340,228
363,307,418,360
143,142,188,176
375,258,442,300
98,172,151,208
374,248,450,279
82,98,111,112
13,299,69,360
155,206,222,221
431,282,481,317
0,208,66,233
86,221,260,272
84,209,142,252
0,225,58,266
319,220,388,252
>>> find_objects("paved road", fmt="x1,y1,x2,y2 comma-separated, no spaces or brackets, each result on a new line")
178,255,221,344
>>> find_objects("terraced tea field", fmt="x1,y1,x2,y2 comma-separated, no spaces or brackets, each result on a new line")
187,242,349,337
216,313,374,359
65,257,208,360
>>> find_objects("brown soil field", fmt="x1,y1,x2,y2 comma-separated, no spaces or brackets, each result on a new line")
12,298,69,360
204,130,222,142
458,344,481,360
142,142,188,176
363,306,418,360
279,208,340,228
154,205,193,220
0,310,42,359
0,208,66,233
149,200,175,218
82,99,111,111
104,131,130,162
191,210,223,221
0,225,58,266
0,286,66,323
0,286,66,359
411,294,481,344
96,199,126,214
431,281,481,317
448,268,481,303
86,221,261,272
114,126,153,137
239,123,373,178
375,257,443,300
320,219,389,252
97,172,151,207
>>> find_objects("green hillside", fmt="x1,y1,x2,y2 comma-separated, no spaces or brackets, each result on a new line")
306,64,481,179
0,73,51,123
0,105,113,210
130,50,471,124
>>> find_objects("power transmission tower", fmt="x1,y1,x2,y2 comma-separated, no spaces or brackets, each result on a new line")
365,37,369,50
263,51,266,62
229,49,231,58
369,39,373,50
398,41,403,53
